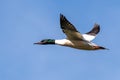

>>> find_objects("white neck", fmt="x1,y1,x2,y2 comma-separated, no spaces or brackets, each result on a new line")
55,39,72,46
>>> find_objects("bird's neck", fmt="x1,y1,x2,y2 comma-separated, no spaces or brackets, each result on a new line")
55,39,72,46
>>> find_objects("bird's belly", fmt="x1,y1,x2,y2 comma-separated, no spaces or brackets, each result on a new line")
69,41,93,50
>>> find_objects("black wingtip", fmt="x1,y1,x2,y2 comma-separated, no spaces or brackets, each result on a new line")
60,13,62,16
94,23,100,33
94,23,100,30
60,13,65,19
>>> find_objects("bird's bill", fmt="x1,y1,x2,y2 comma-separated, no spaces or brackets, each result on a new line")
34,41,44,44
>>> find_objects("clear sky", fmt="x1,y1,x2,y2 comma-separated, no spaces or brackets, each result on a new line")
0,0,120,80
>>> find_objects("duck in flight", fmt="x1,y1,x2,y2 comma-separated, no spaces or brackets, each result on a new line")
34,14,107,50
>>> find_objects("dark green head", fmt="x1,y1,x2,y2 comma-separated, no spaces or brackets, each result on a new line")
34,39,55,45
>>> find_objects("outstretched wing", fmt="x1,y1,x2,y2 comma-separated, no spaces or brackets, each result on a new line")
60,14,84,40
86,23,100,36
82,24,100,41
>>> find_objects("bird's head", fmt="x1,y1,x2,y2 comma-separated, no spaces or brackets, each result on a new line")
34,39,55,45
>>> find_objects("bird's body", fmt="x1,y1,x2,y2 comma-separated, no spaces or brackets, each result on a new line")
56,39,93,50
55,39,104,50
34,14,107,50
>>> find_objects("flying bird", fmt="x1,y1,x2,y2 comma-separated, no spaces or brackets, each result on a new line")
34,14,107,50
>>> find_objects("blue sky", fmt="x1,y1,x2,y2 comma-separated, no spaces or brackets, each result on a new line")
0,0,120,80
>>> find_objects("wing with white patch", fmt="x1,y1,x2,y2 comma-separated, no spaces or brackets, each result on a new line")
60,14,84,40
82,34,95,42
83,23,100,41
